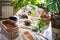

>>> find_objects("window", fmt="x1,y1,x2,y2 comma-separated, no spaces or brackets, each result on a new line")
1,1,13,18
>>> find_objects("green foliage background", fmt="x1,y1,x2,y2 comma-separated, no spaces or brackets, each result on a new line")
11,0,60,14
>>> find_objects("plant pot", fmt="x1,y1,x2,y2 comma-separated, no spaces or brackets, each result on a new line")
0,20,19,39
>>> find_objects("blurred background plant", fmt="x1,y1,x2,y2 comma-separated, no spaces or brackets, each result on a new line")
44,0,60,15
11,0,60,15
11,0,45,12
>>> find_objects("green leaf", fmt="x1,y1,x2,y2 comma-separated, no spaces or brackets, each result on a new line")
30,9,36,14
38,19,46,30
32,27,38,32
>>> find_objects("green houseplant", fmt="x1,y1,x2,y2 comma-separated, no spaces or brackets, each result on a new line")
44,0,60,14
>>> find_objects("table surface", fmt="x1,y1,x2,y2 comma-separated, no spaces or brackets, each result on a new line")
0,22,52,40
